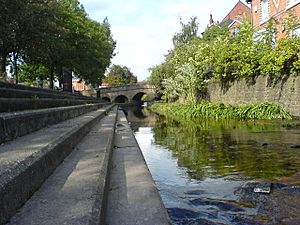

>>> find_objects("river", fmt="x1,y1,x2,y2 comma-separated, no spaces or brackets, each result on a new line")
123,106,300,225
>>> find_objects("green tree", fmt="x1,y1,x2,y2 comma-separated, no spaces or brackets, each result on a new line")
18,64,48,87
172,16,199,47
0,0,115,88
0,0,61,83
163,63,199,103
103,64,137,86
283,12,300,38
148,62,174,98
149,17,201,100
202,25,229,42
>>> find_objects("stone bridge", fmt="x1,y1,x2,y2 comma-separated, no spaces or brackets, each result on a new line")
98,82,156,104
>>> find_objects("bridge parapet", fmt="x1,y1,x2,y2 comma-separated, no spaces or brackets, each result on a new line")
98,82,156,104
99,83,155,93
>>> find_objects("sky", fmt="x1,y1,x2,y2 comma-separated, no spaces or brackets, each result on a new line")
79,0,249,81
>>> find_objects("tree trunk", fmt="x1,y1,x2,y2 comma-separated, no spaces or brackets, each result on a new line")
1,53,7,80
58,67,63,88
49,66,54,90
13,52,19,84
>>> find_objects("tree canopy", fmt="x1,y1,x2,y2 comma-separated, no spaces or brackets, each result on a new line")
102,64,137,86
0,0,116,88
149,16,300,103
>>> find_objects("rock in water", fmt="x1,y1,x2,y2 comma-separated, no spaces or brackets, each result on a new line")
253,182,272,194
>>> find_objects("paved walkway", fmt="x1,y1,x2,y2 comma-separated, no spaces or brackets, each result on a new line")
105,110,171,225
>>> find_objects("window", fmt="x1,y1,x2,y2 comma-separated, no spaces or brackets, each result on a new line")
231,27,239,36
261,0,269,23
290,26,300,37
294,26,300,37
254,29,276,48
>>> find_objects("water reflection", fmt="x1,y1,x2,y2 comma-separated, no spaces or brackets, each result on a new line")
152,118,300,181
127,108,300,225
121,106,156,131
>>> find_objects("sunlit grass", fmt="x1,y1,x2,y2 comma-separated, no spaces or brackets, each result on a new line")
150,102,292,121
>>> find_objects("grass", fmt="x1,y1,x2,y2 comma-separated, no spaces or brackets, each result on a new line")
149,102,292,121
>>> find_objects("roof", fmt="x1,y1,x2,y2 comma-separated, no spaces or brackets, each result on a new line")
220,19,242,29
221,0,251,23
220,19,234,27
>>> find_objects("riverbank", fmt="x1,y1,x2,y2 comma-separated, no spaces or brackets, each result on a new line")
149,102,292,121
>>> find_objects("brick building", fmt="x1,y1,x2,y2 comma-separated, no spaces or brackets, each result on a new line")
72,79,90,91
221,1,252,35
246,0,300,38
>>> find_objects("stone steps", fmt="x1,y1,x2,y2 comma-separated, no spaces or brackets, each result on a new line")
0,82,170,225
0,87,98,100
0,98,104,113
3,108,171,225
0,105,115,225
0,103,108,144
6,107,117,225
0,81,97,100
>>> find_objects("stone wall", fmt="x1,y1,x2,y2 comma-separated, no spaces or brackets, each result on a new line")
206,76,300,117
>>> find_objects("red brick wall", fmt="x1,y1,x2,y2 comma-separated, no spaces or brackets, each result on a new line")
222,1,251,23
251,0,300,38
72,81,88,91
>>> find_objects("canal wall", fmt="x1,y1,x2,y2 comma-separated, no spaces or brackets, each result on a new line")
206,76,300,117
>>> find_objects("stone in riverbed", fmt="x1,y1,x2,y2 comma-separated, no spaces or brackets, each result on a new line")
253,182,272,194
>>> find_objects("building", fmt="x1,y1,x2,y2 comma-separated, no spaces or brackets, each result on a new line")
246,0,300,38
221,1,252,35
72,78,90,91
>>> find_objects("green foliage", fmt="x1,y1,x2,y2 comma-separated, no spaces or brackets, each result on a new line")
149,17,300,102
150,102,292,121
162,63,200,103
148,62,174,97
260,37,300,81
210,20,261,82
172,16,199,47
0,0,116,87
103,64,137,86
202,25,229,42
18,64,48,87
283,12,300,38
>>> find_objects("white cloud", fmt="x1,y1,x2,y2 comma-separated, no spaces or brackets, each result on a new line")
79,0,249,81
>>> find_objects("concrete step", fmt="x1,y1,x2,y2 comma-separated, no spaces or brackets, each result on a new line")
105,110,171,225
0,81,97,101
6,108,117,225
0,105,115,225
0,98,105,112
0,103,109,144
0,87,99,101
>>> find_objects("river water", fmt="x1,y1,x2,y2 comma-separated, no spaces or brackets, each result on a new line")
124,106,300,225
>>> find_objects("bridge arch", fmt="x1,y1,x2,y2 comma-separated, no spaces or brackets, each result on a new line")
132,92,147,105
98,82,156,104
101,97,111,102
114,95,128,103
